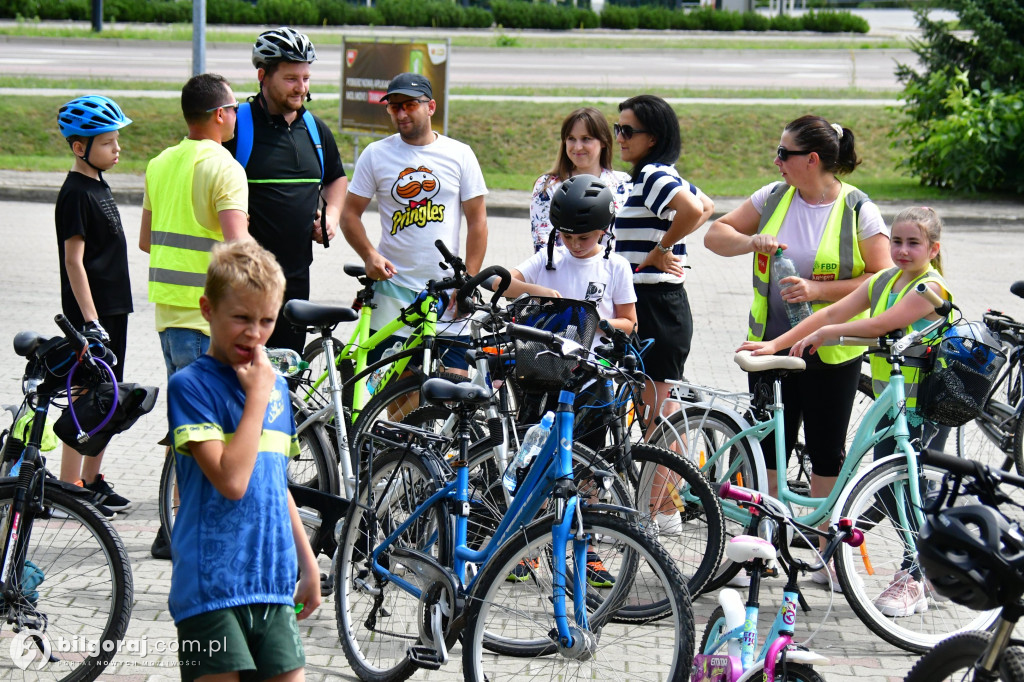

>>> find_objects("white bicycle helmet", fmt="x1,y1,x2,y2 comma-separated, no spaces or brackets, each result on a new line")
252,27,317,69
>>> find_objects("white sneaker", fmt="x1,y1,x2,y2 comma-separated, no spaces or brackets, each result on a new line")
726,571,751,588
874,570,928,617
653,513,683,537
809,563,843,593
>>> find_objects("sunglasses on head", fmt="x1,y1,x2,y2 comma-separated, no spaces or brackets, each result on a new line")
614,123,649,140
776,146,813,162
205,101,239,113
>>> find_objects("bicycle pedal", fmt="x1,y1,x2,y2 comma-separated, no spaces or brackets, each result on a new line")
407,645,445,670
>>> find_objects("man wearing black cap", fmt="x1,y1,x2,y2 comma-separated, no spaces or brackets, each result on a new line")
340,72,488,370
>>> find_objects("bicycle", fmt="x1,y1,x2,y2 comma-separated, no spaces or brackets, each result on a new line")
651,283,1000,653
695,481,865,682
335,322,694,682
0,315,146,681
953,280,1024,475
904,448,1024,681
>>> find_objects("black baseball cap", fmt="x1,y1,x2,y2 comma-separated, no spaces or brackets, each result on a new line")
380,73,433,102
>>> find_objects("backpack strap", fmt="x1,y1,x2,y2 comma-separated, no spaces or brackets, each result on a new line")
302,109,324,183
234,102,254,169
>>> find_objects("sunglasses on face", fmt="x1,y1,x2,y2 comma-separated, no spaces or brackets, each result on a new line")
205,101,240,113
614,123,650,140
776,146,813,162
385,99,430,114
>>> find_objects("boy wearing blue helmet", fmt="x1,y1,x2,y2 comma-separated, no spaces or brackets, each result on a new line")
54,94,134,515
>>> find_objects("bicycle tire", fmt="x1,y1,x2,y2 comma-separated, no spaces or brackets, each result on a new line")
652,404,762,591
833,458,999,653
298,336,352,410
335,447,449,682
905,630,1024,681
0,483,132,682
699,605,728,655
157,450,176,535
461,511,693,681
612,442,725,599
958,399,1016,473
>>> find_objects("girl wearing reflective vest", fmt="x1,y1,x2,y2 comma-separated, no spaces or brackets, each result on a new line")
706,115,892,511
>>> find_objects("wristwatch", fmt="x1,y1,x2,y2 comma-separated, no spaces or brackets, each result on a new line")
656,241,672,254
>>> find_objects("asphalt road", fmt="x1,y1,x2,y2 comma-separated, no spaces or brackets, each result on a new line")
0,36,912,91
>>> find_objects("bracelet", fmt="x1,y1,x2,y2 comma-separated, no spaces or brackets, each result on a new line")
656,241,672,254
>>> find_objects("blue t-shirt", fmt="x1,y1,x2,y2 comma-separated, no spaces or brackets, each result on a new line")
167,354,299,623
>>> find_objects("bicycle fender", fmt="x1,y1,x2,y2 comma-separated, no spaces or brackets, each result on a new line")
828,453,908,526
734,650,830,682
46,478,93,497
672,402,770,493
582,502,640,517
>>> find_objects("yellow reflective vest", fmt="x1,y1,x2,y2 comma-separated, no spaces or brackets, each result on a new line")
748,182,870,365
146,140,225,308
867,267,951,408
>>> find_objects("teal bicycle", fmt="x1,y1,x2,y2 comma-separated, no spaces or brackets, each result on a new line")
653,283,1001,653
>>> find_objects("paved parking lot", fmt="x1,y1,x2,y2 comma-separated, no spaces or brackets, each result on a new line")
1,194,1022,680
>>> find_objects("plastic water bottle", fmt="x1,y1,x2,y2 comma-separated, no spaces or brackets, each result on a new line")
366,342,403,396
503,411,555,496
265,347,305,376
771,248,814,328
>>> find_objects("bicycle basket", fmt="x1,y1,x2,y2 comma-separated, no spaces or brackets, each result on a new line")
917,321,1006,428
509,297,599,392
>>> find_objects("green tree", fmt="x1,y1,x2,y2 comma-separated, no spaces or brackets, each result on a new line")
894,0,1024,193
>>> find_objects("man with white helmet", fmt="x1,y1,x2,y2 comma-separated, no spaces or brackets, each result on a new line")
227,26,348,353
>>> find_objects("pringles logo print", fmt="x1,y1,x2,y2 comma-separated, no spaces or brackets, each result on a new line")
390,166,445,235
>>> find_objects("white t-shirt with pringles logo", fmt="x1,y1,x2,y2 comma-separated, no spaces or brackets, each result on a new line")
349,132,488,291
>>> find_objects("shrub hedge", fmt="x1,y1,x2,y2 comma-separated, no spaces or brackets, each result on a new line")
0,0,869,33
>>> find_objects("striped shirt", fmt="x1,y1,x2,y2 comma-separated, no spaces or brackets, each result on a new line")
614,163,703,285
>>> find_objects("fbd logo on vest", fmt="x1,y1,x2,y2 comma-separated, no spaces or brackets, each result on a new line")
757,252,769,275
389,166,445,235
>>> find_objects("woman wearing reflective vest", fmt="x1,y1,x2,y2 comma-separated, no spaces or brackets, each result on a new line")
705,115,892,507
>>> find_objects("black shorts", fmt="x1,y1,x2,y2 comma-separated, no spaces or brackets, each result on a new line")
634,282,693,382
752,352,861,478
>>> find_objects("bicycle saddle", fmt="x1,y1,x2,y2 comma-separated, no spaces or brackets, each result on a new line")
726,535,778,567
283,300,358,327
421,377,491,407
13,331,48,358
734,351,806,373
343,263,366,278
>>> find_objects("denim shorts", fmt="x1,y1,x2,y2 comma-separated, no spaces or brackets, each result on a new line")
159,328,210,379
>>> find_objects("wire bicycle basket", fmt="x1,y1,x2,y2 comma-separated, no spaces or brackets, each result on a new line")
918,321,1007,428
509,297,600,393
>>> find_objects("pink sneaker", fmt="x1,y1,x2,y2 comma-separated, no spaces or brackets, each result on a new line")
874,570,928,617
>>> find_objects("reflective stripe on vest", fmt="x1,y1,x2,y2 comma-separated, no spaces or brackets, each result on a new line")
867,267,951,406
146,140,225,307
747,182,869,365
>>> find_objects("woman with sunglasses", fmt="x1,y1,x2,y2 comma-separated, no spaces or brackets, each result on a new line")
529,107,630,253
614,94,715,434
704,115,892,588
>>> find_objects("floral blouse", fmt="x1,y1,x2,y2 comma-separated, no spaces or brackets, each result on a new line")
529,168,631,252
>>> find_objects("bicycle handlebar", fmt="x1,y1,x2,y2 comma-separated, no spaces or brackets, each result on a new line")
55,314,89,357
456,265,511,316
914,281,952,316
920,448,1024,491
716,481,761,504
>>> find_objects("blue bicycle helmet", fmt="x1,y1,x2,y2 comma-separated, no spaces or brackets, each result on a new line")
937,321,1004,376
57,95,132,138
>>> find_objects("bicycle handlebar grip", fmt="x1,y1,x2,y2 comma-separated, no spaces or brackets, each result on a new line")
919,448,979,477
506,322,556,346
434,239,457,265
1011,281,1024,299
54,314,89,355
838,336,880,347
717,480,761,504
914,281,951,315
456,265,511,316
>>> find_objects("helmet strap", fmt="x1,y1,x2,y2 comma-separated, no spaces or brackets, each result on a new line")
603,231,614,260
545,227,559,271
70,137,106,176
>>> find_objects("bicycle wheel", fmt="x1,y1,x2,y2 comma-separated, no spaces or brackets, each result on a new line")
833,458,1000,653
0,483,132,682
905,630,1024,681
335,447,449,682
617,443,724,599
958,399,1016,473
290,417,339,495
652,405,761,591
157,450,176,534
461,511,693,681
298,336,352,409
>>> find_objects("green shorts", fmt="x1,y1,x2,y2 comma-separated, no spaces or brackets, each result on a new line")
176,603,304,682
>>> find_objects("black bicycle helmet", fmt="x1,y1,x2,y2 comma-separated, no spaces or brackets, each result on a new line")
549,174,615,235
252,27,317,69
917,504,1024,611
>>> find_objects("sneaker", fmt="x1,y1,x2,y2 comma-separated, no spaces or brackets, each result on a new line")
810,563,843,593
586,552,615,588
151,528,172,560
874,570,928,617
726,571,751,588
506,558,540,583
83,475,131,512
653,513,683,537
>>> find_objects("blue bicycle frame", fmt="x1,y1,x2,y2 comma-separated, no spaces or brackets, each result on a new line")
366,388,592,643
